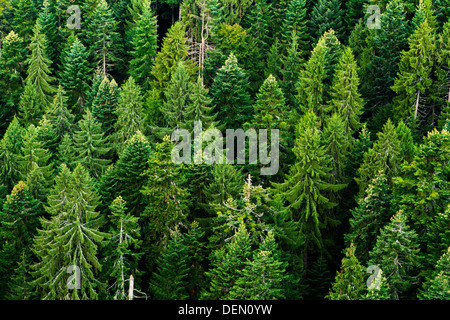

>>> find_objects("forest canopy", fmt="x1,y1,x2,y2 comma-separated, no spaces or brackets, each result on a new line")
0,0,449,301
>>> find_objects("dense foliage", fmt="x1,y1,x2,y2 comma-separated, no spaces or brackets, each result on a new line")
0,0,449,300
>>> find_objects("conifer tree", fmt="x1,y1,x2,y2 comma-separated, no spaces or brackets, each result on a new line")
5,251,35,300
361,269,391,300
11,0,37,42
59,36,92,111
71,110,111,179
104,196,142,300
31,164,110,300
364,0,411,124
113,76,144,154
345,171,392,263
0,30,26,128
0,181,42,298
24,22,56,110
18,124,53,188
37,0,62,70
356,119,402,193
272,111,346,257
150,21,196,98
210,53,252,128
85,0,121,76
45,85,75,140
18,81,45,126
0,117,25,192
184,76,217,132
114,130,151,216
280,0,309,54
392,19,437,127
327,243,366,300
202,223,252,299
163,61,192,131
129,0,158,90
309,0,344,44
418,247,450,300
322,113,350,185
140,136,189,268
329,46,364,136
229,230,288,300
91,76,120,136
368,211,421,300
149,228,190,300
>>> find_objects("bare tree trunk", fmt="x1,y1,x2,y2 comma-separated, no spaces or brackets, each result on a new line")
414,89,420,119
128,275,134,300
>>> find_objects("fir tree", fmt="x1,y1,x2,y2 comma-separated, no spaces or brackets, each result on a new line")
229,230,288,300
0,117,25,192
84,0,121,76
392,19,437,128
104,196,142,300
150,21,196,99
149,228,190,300
280,0,309,55
37,0,62,70
0,30,27,128
368,211,421,300
24,22,56,110
71,110,111,179
272,111,346,256
327,243,366,300
114,130,151,216
11,0,37,41
91,76,120,136
31,164,110,300
5,250,35,300
202,222,252,299
59,36,92,111
418,246,450,300
210,53,253,128
129,0,158,90
361,269,391,300
329,46,364,136
45,85,75,140
345,171,392,264
185,76,217,132
309,0,344,44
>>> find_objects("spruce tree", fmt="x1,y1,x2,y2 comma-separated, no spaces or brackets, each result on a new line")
0,30,26,128
0,117,25,192
114,130,151,216
104,196,142,300
185,76,217,132
327,243,366,300
392,19,437,128
150,21,196,99
356,119,402,193
149,228,190,300
368,211,421,300
59,36,92,111
210,52,253,128
84,0,121,76
229,230,288,300
272,111,346,256
45,85,75,140
329,46,364,136
418,247,450,300
361,269,391,300
280,0,309,55
11,0,37,42
129,0,158,90
31,164,110,300
345,171,392,264
91,76,120,136
37,0,62,70
140,136,189,269
309,0,344,44
71,110,111,179
24,22,56,111
202,222,252,300
5,250,35,300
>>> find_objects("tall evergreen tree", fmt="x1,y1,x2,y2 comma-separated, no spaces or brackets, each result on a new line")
31,164,110,299
210,53,252,128
327,243,366,300
129,0,158,90
149,228,190,300
71,110,111,179
45,85,75,140
309,0,344,44
91,76,120,136
368,211,421,300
